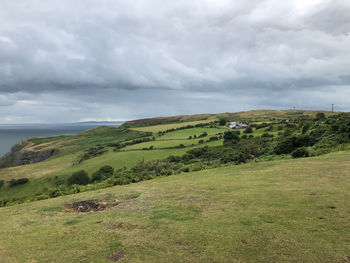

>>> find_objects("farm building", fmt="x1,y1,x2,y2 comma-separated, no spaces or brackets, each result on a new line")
229,122,250,129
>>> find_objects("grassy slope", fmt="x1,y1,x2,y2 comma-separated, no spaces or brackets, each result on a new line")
0,151,349,262
0,110,337,203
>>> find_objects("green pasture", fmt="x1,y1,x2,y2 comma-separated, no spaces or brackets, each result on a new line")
0,151,349,262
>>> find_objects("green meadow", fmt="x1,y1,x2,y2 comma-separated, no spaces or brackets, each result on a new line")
0,151,349,262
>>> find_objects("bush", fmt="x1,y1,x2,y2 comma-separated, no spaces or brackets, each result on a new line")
0,180,4,188
223,131,240,145
291,147,309,158
198,132,208,138
91,165,114,182
262,133,274,138
315,112,326,120
219,119,228,126
209,136,218,141
244,127,253,133
9,178,29,187
67,170,90,185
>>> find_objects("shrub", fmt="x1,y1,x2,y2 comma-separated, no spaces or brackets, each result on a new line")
0,180,4,188
67,170,90,186
219,119,228,126
182,167,190,172
315,112,326,120
291,147,309,158
79,146,107,163
262,133,274,138
198,132,208,138
223,131,240,145
91,166,114,182
244,127,253,133
9,178,29,187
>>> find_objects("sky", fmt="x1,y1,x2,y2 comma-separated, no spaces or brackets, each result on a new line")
0,0,349,123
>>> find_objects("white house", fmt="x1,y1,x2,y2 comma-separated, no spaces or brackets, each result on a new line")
229,122,237,128
229,122,249,129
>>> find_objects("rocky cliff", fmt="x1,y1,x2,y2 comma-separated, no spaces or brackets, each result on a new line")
0,141,58,168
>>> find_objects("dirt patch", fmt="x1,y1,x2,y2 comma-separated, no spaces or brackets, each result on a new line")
106,250,126,262
66,199,119,213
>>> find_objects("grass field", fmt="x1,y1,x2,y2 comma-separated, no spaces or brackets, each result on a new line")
0,151,349,262
0,113,313,203
129,119,217,133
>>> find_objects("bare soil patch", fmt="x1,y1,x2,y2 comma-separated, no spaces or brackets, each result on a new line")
66,199,119,213
106,250,126,262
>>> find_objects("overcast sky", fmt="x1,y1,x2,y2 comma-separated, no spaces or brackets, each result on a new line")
0,0,349,123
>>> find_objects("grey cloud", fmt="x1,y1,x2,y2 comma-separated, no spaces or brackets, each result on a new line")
0,0,349,122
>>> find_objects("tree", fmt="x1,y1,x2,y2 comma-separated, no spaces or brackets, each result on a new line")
68,170,90,185
223,131,240,145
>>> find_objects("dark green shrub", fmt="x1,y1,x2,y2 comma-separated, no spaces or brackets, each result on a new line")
182,167,190,172
244,127,253,133
223,131,240,145
79,146,107,162
0,180,4,188
219,119,228,126
315,112,326,120
67,170,90,185
9,178,29,187
291,147,309,158
198,132,208,138
91,166,114,182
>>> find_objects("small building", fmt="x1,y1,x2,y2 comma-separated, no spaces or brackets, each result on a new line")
229,122,237,129
229,122,249,129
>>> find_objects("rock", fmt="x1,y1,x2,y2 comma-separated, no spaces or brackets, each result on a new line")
0,141,58,168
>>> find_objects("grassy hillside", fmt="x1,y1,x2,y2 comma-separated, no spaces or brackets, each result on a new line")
122,109,335,128
0,151,349,262
0,109,342,205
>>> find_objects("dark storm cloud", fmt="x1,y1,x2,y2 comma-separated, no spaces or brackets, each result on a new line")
0,0,349,122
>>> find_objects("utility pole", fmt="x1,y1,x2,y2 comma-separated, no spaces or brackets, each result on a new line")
331,104,334,113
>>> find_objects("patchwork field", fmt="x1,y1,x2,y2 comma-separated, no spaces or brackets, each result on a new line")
0,151,349,262
0,110,338,206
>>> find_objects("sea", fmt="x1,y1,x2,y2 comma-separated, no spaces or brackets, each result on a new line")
0,122,123,157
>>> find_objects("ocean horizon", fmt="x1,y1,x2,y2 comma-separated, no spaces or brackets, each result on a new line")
0,122,123,157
